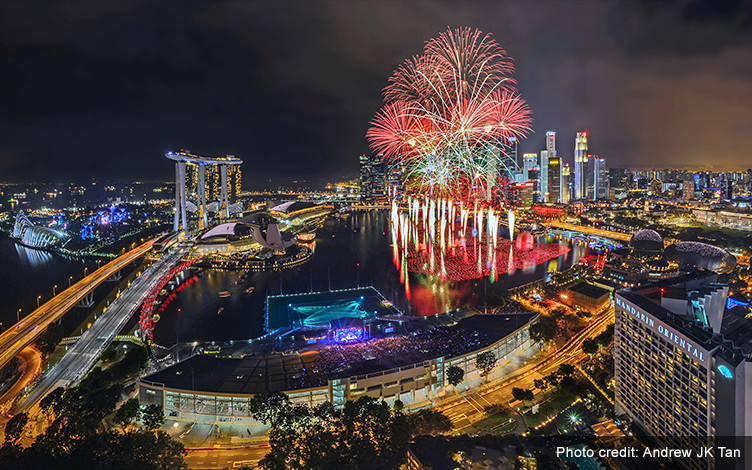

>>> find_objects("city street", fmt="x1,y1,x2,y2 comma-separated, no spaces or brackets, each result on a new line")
184,446,268,469
436,307,614,432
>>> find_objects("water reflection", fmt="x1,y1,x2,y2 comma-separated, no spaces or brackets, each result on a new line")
153,211,590,345
15,244,54,268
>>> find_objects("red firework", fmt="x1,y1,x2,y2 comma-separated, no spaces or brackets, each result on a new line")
366,27,533,204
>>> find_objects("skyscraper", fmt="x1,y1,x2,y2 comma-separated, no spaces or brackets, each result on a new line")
615,273,752,470
561,163,571,204
522,153,537,182
360,154,385,203
539,150,548,202
186,161,242,204
540,131,556,202
574,132,588,200
507,136,519,167
591,156,607,199
548,156,561,204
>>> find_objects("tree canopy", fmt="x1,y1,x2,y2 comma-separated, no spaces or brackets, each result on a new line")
0,345,185,470
250,394,411,470
529,316,557,346
475,351,496,377
446,365,465,386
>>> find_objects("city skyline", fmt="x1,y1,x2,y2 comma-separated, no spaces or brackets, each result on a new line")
0,5,751,468
2,1,752,184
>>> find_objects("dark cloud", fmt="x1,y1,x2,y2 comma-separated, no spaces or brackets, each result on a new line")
0,0,750,185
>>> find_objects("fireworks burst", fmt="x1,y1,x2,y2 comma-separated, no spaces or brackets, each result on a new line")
367,27,532,205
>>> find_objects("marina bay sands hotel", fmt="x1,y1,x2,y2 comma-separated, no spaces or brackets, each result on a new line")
166,150,243,232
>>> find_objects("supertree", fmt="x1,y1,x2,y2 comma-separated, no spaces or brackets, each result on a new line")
367,27,532,206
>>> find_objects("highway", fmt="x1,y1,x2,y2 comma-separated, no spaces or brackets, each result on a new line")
0,347,41,411
545,221,632,242
15,244,191,413
0,240,156,372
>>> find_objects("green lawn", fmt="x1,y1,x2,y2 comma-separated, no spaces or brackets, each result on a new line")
523,388,577,430
474,408,513,433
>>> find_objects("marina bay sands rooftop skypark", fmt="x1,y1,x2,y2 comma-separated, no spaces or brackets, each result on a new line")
165,150,243,166
166,150,244,232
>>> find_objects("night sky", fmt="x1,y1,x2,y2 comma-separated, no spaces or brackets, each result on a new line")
2,0,752,186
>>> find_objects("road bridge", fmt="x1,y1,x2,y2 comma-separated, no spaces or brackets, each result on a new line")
0,240,155,371
15,244,192,413
545,221,632,242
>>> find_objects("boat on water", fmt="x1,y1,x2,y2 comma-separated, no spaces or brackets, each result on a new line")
217,307,224,315
245,286,255,294
219,291,231,298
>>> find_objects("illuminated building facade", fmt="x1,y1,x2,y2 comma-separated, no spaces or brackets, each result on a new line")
588,156,607,200
522,153,539,202
548,156,561,203
574,132,588,200
540,131,556,202
187,163,242,203
166,151,243,232
561,163,571,204
359,154,386,203
615,273,752,470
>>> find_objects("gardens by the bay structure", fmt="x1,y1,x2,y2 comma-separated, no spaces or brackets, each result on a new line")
368,28,569,285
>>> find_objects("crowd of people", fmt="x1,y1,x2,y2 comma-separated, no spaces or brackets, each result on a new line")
309,323,497,379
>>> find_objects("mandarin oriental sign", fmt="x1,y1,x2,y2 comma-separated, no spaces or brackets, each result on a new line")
616,296,706,364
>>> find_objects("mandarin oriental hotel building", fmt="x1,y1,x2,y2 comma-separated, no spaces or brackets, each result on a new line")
614,272,752,470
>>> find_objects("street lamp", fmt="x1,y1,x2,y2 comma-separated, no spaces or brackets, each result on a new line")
17,308,21,323
68,276,73,286
37,295,41,308
53,285,58,296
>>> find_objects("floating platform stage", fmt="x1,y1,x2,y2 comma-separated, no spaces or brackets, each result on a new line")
265,287,402,331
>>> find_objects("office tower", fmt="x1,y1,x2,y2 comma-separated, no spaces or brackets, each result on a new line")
513,182,535,208
724,180,733,200
527,168,540,202
574,132,588,200
546,131,556,162
615,273,752,470
540,131,555,202
650,177,662,196
683,177,695,201
609,167,631,200
547,156,561,203
539,150,548,202
358,154,387,203
592,156,607,200
522,153,537,182
507,136,519,167
359,154,373,202
561,163,571,204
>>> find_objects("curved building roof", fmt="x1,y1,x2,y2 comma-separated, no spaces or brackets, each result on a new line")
630,229,663,253
269,201,320,215
200,223,251,240
664,241,737,274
